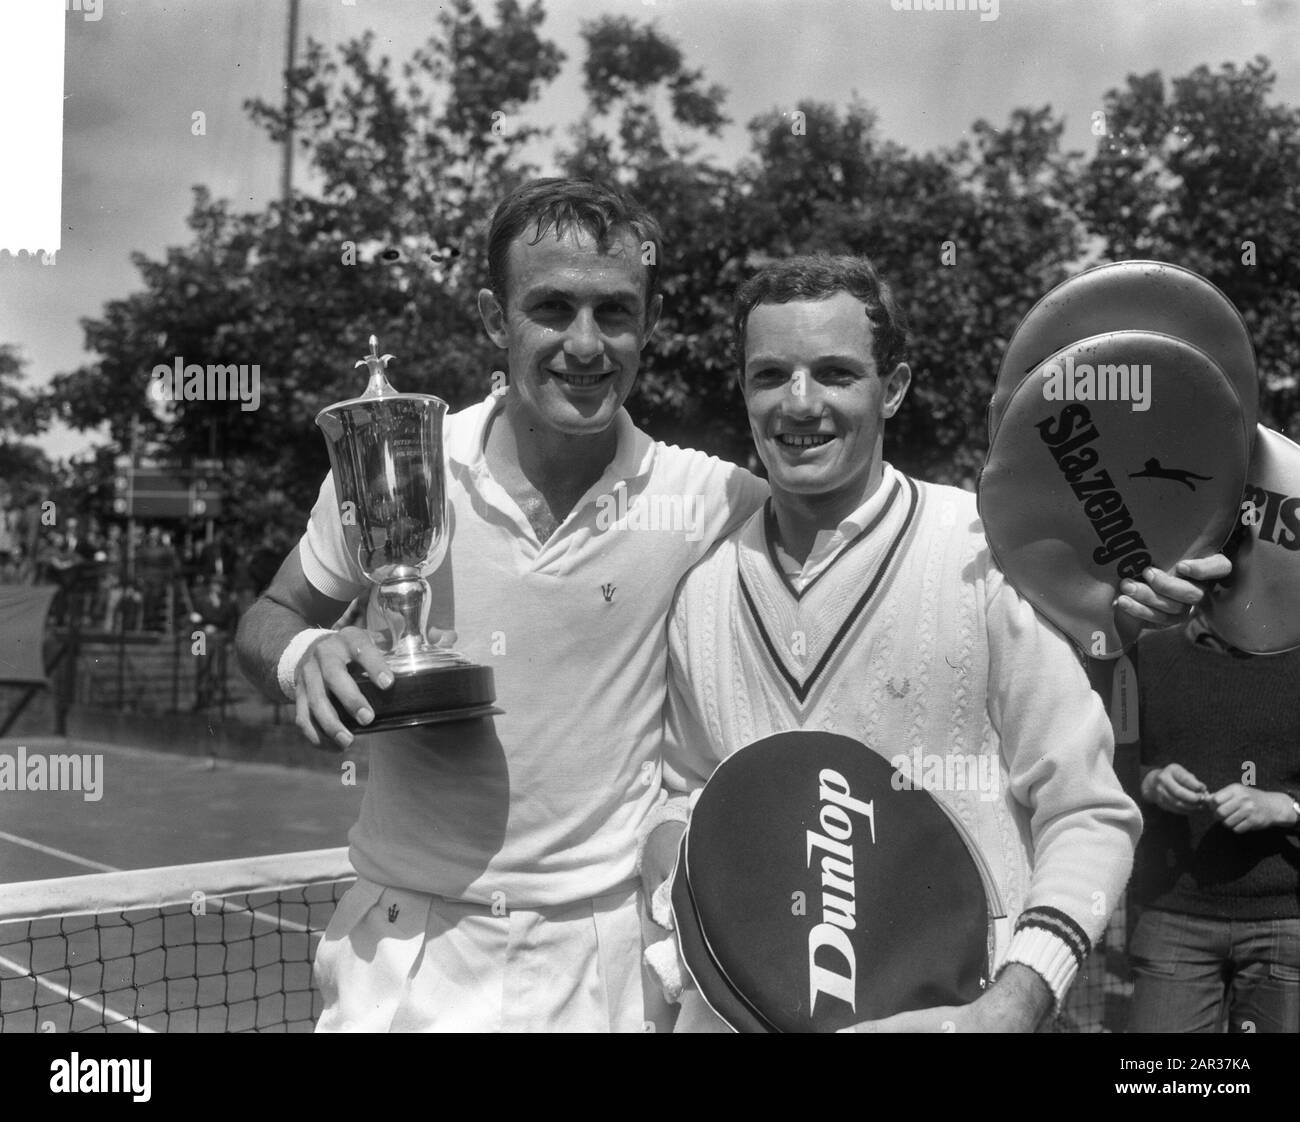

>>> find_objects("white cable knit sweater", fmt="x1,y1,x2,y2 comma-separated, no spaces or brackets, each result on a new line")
655,467,1141,1010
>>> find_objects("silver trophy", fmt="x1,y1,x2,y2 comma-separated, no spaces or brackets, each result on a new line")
315,335,498,732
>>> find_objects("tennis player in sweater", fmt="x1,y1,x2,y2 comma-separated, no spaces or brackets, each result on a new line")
640,255,1230,1032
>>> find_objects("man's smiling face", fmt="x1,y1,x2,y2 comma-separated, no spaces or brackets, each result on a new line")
479,224,661,438
743,291,910,507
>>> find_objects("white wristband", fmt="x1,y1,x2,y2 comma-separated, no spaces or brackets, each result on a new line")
276,628,335,701
997,927,1080,1011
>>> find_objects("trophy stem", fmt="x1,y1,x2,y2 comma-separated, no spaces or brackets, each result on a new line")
377,567,468,670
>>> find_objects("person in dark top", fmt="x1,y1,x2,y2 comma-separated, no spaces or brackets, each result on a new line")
1128,617,1300,1033
136,526,178,630
190,573,239,710
46,517,98,626
197,530,238,581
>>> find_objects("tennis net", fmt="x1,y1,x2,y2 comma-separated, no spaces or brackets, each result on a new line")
0,848,354,1033
1,846,1131,1033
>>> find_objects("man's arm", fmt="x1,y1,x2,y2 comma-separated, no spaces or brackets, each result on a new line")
638,448,764,896
235,547,393,749
853,555,1143,1033
990,568,1143,1016
638,588,719,906
844,965,1052,1033
235,547,349,697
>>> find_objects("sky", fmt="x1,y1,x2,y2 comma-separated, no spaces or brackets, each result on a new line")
1,0,1297,461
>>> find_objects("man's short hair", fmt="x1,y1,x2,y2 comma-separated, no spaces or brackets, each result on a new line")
732,254,910,376
486,178,664,311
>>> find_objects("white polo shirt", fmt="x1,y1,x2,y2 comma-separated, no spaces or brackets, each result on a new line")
300,390,768,908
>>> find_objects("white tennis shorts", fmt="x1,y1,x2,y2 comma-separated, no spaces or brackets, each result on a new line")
313,876,665,1032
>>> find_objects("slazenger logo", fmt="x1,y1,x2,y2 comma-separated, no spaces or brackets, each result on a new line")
50,1053,151,1102
1035,403,1153,582
805,768,876,1015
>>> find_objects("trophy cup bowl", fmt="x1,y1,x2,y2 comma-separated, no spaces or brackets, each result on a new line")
314,336,499,733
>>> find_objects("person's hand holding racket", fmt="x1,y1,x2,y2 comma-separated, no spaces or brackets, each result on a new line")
1114,555,1232,648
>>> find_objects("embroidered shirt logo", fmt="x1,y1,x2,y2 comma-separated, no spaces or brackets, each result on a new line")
601,583,616,603
387,903,400,923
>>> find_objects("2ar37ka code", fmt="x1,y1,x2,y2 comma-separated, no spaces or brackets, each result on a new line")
1122,1058,1251,1072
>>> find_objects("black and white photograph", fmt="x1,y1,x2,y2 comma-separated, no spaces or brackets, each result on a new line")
0,0,1297,1089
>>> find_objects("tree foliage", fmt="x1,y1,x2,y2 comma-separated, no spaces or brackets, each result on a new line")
1080,56,1300,436
41,0,565,542
32,3,1298,544
0,344,51,503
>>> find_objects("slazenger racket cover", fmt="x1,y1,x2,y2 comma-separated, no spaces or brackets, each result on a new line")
1201,426,1300,654
979,330,1248,658
671,731,993,1034
989,261,1257,448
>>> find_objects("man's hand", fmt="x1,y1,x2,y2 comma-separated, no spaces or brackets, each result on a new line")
1140,763,1209,814
843,964,1051,1033
1208,784,1297,833
294,626,393,750
1115,554,1231,644
640,819,686,930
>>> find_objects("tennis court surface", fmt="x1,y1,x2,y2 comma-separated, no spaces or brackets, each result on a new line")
0,736,362,1032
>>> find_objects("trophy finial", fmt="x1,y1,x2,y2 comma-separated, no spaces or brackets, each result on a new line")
355,334,397,395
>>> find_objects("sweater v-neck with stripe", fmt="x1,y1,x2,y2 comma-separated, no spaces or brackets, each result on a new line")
663,471,1142,972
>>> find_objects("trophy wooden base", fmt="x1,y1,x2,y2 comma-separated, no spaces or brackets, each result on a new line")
341,663,500,734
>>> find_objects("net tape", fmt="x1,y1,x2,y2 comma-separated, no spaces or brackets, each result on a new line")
1,848,1128,1032
0,848,353,1033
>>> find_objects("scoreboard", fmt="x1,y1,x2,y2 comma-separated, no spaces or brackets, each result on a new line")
112,457,223,519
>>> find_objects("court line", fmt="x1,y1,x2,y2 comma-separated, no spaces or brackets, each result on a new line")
0,834,152,1029
0,830,117,873
0,832,321,1031
0,952,158,1033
